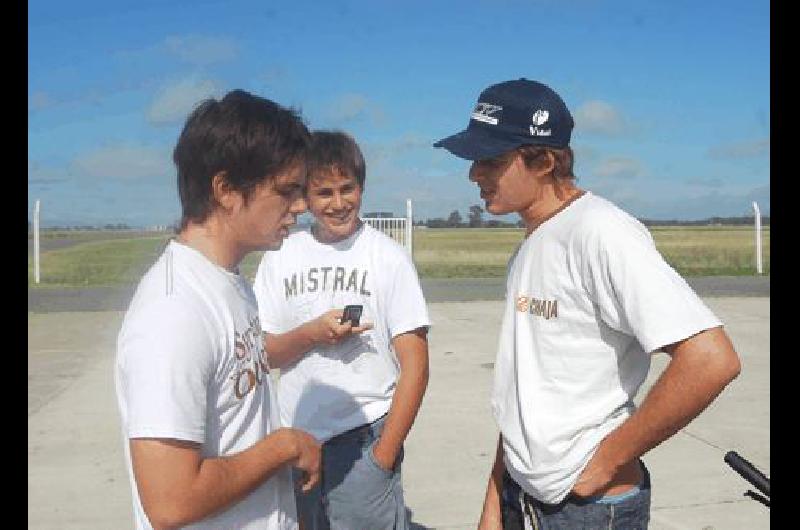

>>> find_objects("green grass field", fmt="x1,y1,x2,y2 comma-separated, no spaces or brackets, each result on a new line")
28,226,770,287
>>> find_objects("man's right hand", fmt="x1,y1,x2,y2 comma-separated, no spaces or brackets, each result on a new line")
311,309,373,345
284,428,322,492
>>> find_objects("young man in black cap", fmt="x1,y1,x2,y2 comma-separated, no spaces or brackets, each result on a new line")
434,79,741,529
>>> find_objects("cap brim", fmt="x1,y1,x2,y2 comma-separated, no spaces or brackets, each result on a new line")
433,126,527,161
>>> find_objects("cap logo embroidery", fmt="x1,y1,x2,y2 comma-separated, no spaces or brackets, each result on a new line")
530,109,552,137
471,102,502,125
531,109,549,126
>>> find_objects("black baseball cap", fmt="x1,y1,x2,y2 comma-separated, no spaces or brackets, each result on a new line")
433,78,574,161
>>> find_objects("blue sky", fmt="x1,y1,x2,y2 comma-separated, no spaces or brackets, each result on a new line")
28,0,770,227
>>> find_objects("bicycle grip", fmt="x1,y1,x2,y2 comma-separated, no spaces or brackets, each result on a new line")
724,451,770,497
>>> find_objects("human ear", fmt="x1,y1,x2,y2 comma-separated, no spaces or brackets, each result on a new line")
211,171,239,211
542,151,556,174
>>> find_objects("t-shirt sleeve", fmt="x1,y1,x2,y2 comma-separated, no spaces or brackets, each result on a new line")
384,248,431,339
581,213,722,354
253,251,284,335
118,298,214,443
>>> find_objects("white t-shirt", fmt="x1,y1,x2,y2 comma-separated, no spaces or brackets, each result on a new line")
253,224,430,442
115,240,297,530
492,192,723,504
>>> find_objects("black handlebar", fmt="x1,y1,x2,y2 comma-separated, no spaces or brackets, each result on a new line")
724,451,770,498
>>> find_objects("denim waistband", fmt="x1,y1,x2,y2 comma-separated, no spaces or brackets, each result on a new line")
325,413,388,446
521,459,651,512
574,459,651,505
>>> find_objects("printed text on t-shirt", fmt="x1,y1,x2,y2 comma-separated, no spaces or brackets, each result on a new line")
516,294,559,320
283,267,371,300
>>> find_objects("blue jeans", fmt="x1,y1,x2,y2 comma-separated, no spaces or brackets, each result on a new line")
501,461,651,530
294,415,408,530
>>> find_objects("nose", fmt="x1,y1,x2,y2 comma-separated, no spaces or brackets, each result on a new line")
468,163,480,183
331,192,345,210
290,194,307,215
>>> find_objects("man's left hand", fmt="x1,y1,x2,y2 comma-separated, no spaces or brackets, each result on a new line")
571,445,618,497
371,439,397,472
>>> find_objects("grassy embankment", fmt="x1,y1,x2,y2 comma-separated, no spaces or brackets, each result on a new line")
28,226,770,288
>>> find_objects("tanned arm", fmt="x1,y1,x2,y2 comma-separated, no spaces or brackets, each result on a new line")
264,309,373,369
572,326,741,496
371,327,430,471
477,435,506,530
131,428,320,530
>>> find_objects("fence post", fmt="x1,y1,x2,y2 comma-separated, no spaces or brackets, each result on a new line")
34,199,41,284
406,199,413,257
752,201,762,275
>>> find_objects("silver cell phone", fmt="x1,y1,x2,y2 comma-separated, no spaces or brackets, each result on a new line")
340,304,363,326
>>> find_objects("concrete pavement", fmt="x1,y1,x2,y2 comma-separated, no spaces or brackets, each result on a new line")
28,297,769,529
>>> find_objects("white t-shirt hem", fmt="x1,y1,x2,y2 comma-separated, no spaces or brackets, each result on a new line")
127,427,205,443
390,320,431,339
640,321,724,354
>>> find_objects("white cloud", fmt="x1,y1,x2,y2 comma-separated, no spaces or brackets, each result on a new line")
163,35,239,65
594,157,645,178
324,93,386,126
147,77,221,126
574,100,627,135
363,133,430,168
260,66,289,86
708,138,770,160
71,144,172,180
622,184,770,220
28,159,70,184
686,176,723,187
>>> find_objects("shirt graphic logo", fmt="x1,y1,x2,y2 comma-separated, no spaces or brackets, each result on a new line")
516,293,558,320
471,102,503,125
516,296,530,312
230,315,270,400
530,109,552,137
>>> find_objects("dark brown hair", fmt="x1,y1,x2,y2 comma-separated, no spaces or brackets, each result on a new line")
517,144,575,181
306,130,366,188
173,89,310,230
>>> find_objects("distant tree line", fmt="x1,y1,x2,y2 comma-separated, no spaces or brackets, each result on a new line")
638,216,770,227
420,209,770,229
421,205,525,228
28,222,179,232
27,213,770,233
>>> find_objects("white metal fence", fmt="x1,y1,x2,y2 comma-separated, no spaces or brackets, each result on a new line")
361,199,413,256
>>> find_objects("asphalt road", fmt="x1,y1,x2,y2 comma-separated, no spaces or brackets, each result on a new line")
28,276,770,313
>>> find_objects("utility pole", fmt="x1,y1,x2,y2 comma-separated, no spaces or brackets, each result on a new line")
752,201,762,275
34,199,41,284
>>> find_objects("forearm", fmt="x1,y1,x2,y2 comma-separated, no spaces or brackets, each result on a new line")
375,354,428,460
374,330,429,463
133,429,299,529
478,436,505,529
596,327,741,469
264,324,318,368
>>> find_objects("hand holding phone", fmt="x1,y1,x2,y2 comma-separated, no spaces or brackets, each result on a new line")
340,304,363,327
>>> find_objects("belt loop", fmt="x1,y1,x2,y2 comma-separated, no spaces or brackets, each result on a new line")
521,492,538,530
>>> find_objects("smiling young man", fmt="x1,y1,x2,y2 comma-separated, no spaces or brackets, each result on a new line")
253,130,430,530
115,90,321,529
434,79,742,529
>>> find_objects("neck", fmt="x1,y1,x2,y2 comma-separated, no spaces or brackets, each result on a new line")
312,219,363,244
519,182,583,235
178,217,244,272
